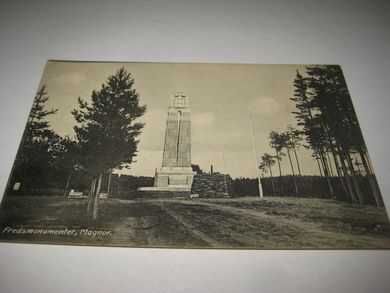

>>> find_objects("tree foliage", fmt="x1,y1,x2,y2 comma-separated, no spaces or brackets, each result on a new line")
72,68,146,176
72,67,146,218
259,152,276,195
191,164,204,174
11,85,59,191
290,65,382,205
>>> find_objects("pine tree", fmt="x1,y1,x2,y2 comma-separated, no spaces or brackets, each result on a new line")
268,131,285,195
291,65,382,205
281,130,299,195
12,85,58,192
291,70,335,198
72,68,146,219
306,65,362,203
259,153,276,196
286,125,302,175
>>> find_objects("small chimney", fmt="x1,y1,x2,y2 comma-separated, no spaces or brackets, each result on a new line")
210,165,214,174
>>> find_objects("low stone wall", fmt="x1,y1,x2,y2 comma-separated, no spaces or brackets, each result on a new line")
191,173,234,198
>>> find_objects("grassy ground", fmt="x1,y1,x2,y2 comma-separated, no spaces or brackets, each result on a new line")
0,195,389,249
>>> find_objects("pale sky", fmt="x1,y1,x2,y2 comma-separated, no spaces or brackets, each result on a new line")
39,61,320,178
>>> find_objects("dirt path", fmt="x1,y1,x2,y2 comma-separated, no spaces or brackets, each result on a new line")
161,205,224,247
108,200,210,247
157,199,390,248
1,196,389,248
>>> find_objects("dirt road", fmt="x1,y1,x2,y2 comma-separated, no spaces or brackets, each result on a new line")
108,197,390,249
1,196,390,249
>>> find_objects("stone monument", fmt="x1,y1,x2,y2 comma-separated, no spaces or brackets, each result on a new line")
139,92,196,192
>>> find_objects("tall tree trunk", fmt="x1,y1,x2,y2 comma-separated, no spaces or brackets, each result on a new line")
359,148,382,206
365,151,383,205
319,150,334,197
346,153,365,205
63,172,71,196
325,130,353,202
326,136,348,199
323,153,332,178
333,141,357,203
87,178,96,215
92,174,103,220
326,152,334,177
338,151,357,203
332,149,349,200
276,150,283,195
287,149,299,196
292,146,302,176
292,146,304,191
353,153,362,175
269,166,276,196
316,156,323,177
362,149,382,197
107,170,112,198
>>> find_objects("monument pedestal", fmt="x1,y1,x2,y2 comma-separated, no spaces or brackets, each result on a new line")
139,167,196,192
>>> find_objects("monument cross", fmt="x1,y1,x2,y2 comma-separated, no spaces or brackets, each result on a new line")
171,91,188,108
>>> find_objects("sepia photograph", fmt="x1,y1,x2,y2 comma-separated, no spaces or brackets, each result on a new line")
0,60,389,249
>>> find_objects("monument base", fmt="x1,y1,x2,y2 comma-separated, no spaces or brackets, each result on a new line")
138,167,196,192
138,186,192,192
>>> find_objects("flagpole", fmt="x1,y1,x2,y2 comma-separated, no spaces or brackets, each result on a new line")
250,117,264,198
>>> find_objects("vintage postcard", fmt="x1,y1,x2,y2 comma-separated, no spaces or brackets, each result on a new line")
0,61,389,249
